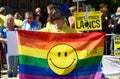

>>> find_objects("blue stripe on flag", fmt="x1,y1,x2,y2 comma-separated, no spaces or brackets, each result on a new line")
19,64,101,77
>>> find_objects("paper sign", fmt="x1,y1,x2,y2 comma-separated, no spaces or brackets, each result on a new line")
7,31,18,56
114,35,120,56
74,11,102,31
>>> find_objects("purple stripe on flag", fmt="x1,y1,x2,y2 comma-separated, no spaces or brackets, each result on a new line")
19,72,102,79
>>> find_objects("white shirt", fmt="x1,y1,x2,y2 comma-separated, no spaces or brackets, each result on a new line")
26,23,31,30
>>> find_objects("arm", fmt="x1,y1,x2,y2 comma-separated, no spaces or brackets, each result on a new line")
0,27,7,43
0,34,4,42
0,33,7,43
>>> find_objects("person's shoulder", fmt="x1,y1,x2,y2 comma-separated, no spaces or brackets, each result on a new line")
46,22,52,28
14,19,23,23
0,14,5,20
0,26,6,29
39,26,56,32
15,18,23,22
0,18,4,28
69,27,78,33
63,25,78,33
0,26,6,33
32,20,38,22
32,20,39,24
22,20,26,24
39,27,49,32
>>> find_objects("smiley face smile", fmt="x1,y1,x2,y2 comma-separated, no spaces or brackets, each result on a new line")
49,58,76,69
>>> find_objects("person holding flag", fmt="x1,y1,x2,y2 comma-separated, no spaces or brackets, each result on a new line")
40,11,77,33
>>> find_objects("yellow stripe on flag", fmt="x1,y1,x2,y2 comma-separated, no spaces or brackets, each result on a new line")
19,45,48,59
77,47,103,59
19,45,103,59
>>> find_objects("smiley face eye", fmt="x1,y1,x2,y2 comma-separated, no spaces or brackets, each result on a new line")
65,52,67,57
58,52,61,57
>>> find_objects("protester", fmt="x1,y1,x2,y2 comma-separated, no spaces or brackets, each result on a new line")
110,7,120,55
33,13,42,29
99,3,108,12
68,6,77,28
14,12,23,28
0,14,19,77
0,7,6,70
101,7,112,33
35,7,48,28
46,4,59,28
40,11,77,33
0,7,6,28
100,7,112,55
14,12,23,20
22,12,39,30
112,7,120,34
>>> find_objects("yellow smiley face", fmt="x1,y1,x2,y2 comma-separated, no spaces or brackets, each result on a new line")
47,44,78,75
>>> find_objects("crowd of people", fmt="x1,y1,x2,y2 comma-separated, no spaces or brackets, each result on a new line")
0,3,120,78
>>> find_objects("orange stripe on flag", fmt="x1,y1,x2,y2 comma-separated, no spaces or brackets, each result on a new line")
18,36,104,51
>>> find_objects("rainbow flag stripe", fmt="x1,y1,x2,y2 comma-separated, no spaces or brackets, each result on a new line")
18,30,105,79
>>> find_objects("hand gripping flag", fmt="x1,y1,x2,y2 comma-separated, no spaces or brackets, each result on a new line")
17,30,105,79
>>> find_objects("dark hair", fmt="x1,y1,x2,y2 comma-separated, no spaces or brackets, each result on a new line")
99,3,107,8
50,11,64,23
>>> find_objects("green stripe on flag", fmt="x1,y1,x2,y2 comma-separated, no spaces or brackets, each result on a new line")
19,55,102,68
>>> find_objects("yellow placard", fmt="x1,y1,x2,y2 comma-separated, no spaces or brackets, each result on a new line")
114,35,120,56
74,11,102,31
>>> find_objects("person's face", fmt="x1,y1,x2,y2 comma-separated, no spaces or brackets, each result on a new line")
35,8,41,14
54,18,65,29
70,9,76,15
25,16,33,24
7,18,14,27
101,10,107,16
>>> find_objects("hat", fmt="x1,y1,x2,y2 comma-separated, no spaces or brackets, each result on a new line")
51,11,64,23
116,7,120,16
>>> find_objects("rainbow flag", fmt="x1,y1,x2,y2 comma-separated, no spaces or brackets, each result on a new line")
18,30,105,79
